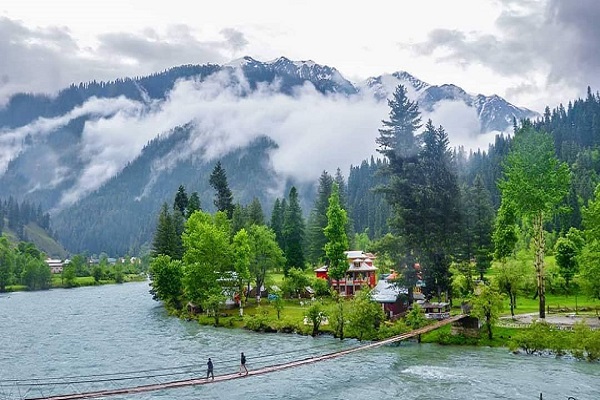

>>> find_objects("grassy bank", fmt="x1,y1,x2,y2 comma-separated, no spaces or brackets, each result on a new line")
5,274,147,291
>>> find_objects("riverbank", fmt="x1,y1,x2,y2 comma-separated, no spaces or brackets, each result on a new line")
4,273,147,292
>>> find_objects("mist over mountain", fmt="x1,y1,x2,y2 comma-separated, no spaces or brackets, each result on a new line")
0,56,539,255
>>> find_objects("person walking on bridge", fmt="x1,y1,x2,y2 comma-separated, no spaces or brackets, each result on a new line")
206,357,214,380
238,352,248,376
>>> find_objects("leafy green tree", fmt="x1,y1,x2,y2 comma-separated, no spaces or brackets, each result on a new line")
248,225,285,301
271,290,284,319
347,289,384,341
69,254,89,277
173,185,188,215
113,263,124,283
21,256,51,290
281,267,310,298
324,183,349,292
498,125,570,318
62,262,77,288
92,264,103,283
149,255,184,309
405,303,427,330
579,185,600,299
232,228,252,312
203,293,227,326
471,282,504,340
182,211,232,308
0,236,15,292
209,161,234,218
494,257,527,317
330,289,347,339
283,187,305,275
306,303,327,336
554,235,579,290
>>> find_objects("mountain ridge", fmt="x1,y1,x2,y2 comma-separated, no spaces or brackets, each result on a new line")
0,56,540,255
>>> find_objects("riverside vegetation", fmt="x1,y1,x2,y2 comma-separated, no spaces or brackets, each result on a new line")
147,84,600,363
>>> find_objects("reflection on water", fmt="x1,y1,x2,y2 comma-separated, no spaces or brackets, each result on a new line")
0,281,598,400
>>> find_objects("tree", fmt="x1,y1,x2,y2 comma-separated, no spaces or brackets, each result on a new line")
324,183,349,293
187,192,201,218
246,197,265,227
271,290,284,320
554,235,579,290
173,185,188,215
270,198,286,252
209,161,234,218
152,203,181,259
182,211,232,308
149,255,184,309
498,125,570,318
232,228,252,313
579,185,600,299
62,262,77,288
414,120,461,301
347,289,384,341
306,303,327,337
282,187,305,275
0,236,15,292
306,171,334,264
471,283,504,340
471,175,495,280
203,293,227,326
248,224,285,302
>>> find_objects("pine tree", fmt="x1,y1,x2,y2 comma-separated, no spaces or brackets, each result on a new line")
152,203,180,259
246,197,265,226
173,185,188,216
283,187,305,275
324,183,349,290
270,198,286,251
187,192,201,218
306,171,333,264
209,161,234,218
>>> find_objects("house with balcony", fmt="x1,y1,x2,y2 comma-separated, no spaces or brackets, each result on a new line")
45,258,64,274
314,250,377,296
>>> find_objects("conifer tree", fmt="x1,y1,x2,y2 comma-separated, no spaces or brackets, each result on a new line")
324,184,349,291
209,161,234,218
246,197,265,226
283,187,305,275
270,198,286,251
174,185,189,215
306,171,333,264
186,192,201,218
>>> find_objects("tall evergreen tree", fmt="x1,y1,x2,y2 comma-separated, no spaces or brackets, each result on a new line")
152,203,180,259
187,191,201,218
414,120,461,301
283,187,305,275
306,171,334,264
324,183,350,292
270,198,286,251
209,161,235,218
173,185,189,215
246,197,265,226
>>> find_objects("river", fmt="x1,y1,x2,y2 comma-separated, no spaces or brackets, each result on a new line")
0,281,598,400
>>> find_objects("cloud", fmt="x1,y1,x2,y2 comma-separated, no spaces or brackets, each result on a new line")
3,65,497,209
0,17,239,106
409,0,600,110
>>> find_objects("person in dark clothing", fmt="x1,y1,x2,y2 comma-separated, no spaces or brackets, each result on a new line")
239,352,248,375
206,357,214,380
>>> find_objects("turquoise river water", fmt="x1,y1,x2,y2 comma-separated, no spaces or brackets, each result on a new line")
0,281,598,400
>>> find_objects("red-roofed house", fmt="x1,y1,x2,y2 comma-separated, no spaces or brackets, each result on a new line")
314,250,377,296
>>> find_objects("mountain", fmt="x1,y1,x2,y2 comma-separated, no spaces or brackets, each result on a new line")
0,56,540,255
359,71,538,133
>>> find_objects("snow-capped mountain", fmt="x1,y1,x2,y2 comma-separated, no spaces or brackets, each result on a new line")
0,56,541,255
359,71,539,133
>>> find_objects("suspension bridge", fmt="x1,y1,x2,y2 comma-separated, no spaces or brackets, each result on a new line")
1,315,466,400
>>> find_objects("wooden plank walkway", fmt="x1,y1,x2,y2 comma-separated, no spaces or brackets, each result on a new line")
27,315,465,400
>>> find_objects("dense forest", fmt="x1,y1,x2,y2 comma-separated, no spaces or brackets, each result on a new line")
148,84,600,324
0,197,53,240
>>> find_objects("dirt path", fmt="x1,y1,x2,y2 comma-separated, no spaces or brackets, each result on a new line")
500,312,600,329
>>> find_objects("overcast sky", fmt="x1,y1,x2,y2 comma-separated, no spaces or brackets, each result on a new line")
1,0,599,113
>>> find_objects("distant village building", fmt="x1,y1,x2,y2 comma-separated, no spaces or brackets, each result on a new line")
45,258,64,274
314,250,377,296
